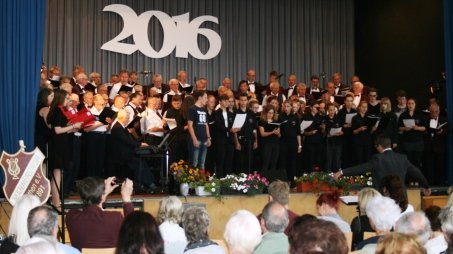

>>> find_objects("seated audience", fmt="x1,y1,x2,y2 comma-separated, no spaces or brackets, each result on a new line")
350,187,381,249
224,210,262,254
381,175,414,217
316,192,351,233
288,216,348,254
253,202,289,254
182,206,225,254
375,233,427,254
16,205,79,254
2,194,41,253
116,211,164,254
395,211,432,245
424,206,445,254
66,177,134,250
435,205,453,253
157,196,187,253
356,196,401,253
258,180,297,235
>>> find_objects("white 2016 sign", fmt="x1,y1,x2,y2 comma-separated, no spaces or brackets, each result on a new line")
101,4,222,59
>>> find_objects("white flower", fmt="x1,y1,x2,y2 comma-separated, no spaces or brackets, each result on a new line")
211,188,216,192
212,182,216,186
243,189,248,193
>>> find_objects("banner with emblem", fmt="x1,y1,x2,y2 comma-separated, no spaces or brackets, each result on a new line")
1,141,50,206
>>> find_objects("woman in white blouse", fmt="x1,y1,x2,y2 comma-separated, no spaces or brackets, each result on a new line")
158,196,187,254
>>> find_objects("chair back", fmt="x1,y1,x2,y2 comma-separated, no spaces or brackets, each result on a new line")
81,248,116,254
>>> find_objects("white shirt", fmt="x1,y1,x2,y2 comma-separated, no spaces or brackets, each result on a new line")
425,234,448,254
89,107,107,132
318,214,351,233
159,221,187,243
140,108,164,137
109,82,135,100
163,90,182,103
248,81,256,93
125,103,140,124
353,94,361,108
287,86,296,98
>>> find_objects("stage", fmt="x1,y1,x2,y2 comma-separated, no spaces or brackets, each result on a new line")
0,189,427,242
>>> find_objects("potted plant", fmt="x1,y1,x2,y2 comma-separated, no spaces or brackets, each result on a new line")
294,173,314,192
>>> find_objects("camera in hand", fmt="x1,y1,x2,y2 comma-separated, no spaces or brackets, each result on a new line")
112,177,125,186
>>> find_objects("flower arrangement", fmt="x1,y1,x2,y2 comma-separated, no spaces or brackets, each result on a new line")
221,172,269,194
295,171,372,193
169,160,211,186
203,175,222,199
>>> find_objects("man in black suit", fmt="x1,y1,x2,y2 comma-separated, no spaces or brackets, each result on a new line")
212,94,238,177
332,72,350,95
334,135,431,195
147,74,169,97
423,103,449,186
284,74,297,99
108,109,153,191
246,69,265,102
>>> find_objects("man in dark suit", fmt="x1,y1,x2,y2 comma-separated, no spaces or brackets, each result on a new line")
212,94,238,177
284,74,297,99
108,109,152,189
66,177,134,250
332,72,350,95
334,135,431,194
246,69,265,101
423,103,449,186
146,73,169,97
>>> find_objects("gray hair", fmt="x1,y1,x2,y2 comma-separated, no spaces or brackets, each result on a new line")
439,205,453,234
396,211,432,244
366,196,401,231
158,196,183,224
182,206,209,242
262,202,289,233
224,210,262,254
27,206,58,237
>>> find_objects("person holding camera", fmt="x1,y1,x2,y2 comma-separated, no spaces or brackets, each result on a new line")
66,177,134,250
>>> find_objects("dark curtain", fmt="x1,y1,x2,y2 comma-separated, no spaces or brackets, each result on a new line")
445,0,453,184
0,0,46,182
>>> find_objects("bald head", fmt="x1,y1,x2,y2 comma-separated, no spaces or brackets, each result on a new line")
261,201,289,233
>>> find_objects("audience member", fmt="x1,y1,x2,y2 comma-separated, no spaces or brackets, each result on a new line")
381,175,414,217
157,196,187,253
288,216,348,254
375,233,427,254
434,205,453,253
253,202,289,254
0,195,41,254
424,206,445,254
350,187,381,248
224,210,261,254
396,211,432,244
316,192,351,233
116,211,164,254
258,180,297,235
17,205,79,254
182,206,224,254
356,196,401,253
66,177,134,250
